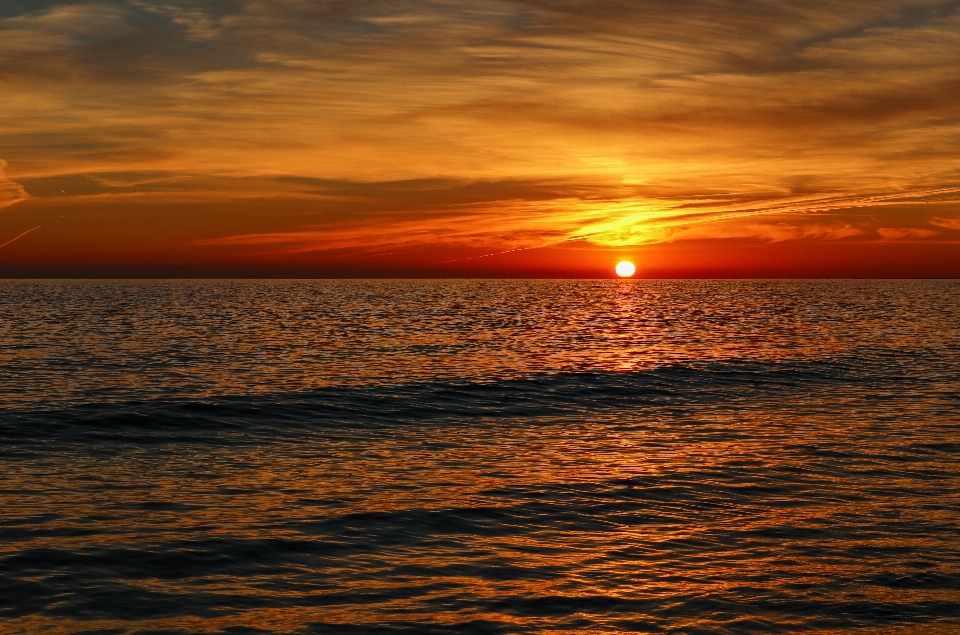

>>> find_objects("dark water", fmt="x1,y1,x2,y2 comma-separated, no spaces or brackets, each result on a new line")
1,280,958,634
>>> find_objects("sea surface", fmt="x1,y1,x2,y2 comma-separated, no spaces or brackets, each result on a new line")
1,279,958,634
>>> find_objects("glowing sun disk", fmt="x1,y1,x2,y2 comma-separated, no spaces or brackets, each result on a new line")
616,261,636,277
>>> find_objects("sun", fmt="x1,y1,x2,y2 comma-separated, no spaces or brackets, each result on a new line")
615,261,636,277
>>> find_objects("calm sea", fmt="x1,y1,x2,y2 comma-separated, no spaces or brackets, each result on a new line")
1,280,958,634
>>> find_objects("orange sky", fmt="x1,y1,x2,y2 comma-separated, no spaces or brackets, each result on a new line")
1,0,959,277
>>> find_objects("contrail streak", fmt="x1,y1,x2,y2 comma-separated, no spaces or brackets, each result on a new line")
0,226,41,250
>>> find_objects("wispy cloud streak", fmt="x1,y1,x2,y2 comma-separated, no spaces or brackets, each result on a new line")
0,226,40,251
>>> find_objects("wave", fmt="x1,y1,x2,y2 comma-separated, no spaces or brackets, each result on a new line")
1,356,950,449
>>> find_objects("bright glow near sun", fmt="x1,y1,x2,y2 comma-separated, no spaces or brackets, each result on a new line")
616,261,636,277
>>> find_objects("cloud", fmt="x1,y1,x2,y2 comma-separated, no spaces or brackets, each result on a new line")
658,222,864,244
0,161,28,211
877,227,939,239
129,2,226,41
0,3,134,55
194,179,944,261
929,216,960,230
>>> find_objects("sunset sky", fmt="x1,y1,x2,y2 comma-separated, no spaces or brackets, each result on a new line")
1,0,959,277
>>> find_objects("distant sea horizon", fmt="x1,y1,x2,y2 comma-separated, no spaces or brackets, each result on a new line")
2,275,960,280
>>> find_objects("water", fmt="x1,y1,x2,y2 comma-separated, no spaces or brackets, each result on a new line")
1,280,958,634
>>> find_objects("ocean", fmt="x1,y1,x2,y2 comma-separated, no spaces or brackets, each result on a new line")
1,279,958,634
